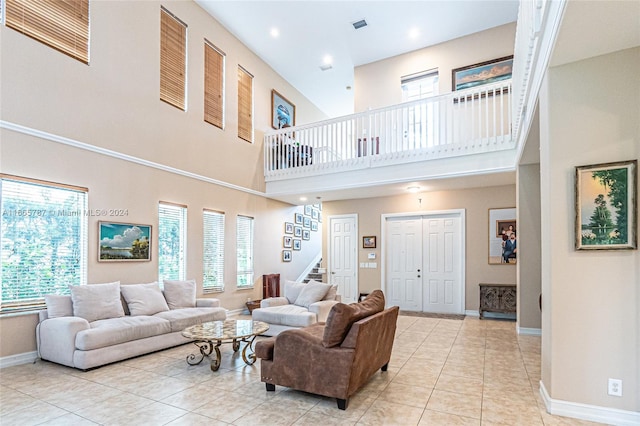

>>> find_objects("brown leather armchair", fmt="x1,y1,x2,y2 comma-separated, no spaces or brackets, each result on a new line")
255,290,398,409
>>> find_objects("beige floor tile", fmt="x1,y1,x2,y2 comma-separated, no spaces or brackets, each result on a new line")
293,410,356,425
376,381,433,408
233,402,308,425
0,400,70,426
358,399,424,425
310,393,376,422
73,392,155,424
269,389,322,410
36,413,99,425
105,401,187,426
0,386,42,415
192,391,263,423
435,374,483,396
392,368,439,388
419,409,480,425
482,396,542,425
441,361,484,380
164,412,230,426
160,384,231,410
426,389,482,419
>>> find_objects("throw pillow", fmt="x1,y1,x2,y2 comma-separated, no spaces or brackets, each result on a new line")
120,282,169,316
284,280,306,304
322,289,386,348
163,279,196,310
293,281,331,308
70,281,124,322
317,281,338,301
44,294,73,318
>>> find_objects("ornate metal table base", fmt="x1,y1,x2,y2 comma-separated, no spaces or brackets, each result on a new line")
182,321,267,371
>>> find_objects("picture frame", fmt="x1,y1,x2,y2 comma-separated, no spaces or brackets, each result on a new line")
283,236,293,248
304,205,312,216
488,208,516,265
293,239,301,250
302,230,310,240
311,209,319,220
363,236,376,249
303,217,311,228
452,55,513,92
99,221,151,262
294,226,303,237
284,222,294,234
282,250,292,262
271,89,295,129
311,221,318,231
294,213,303,224
575,160,637,250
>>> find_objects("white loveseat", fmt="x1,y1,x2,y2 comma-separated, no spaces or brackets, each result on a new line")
36,280,226,370
251,279,340,336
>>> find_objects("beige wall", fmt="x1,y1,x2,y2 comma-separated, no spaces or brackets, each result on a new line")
0,0,325,358
322,185,518,312
354,23,516,112
540,47,639,410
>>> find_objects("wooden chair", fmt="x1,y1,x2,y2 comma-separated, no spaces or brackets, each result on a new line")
262,274,281,299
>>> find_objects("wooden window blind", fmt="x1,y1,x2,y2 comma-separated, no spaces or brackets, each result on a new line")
204,40,225,129
160,7,187,111
5,0,90,64
237,65,254,143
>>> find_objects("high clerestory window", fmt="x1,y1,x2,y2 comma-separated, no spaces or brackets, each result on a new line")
160,7,187,110
0,175,88,314
237,65,254,143
4,0,90,64
204,40,225,129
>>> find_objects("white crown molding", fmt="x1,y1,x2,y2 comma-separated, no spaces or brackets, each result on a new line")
540,381,640,426
0,120,266,198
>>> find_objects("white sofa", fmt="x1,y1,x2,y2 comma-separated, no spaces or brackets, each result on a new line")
251,279,340,336
36,280,226,370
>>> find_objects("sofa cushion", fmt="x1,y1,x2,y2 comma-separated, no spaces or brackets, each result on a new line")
294,281,331,308
323,284,338,301
45,294,73,318
70,282,124,322
322,290,385,348
120,282,169,316
163,279,196,309
252,304,317,328
284,280,306,304
153,307,226,332
75,316,171,350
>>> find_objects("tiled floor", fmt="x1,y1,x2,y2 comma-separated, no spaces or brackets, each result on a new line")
0,315,601,426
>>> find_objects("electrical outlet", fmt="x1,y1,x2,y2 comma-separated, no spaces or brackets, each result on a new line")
608,378,622,396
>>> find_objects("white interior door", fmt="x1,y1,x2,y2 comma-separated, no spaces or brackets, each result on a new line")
386,217,422,311
328,215,357,303
422,215,463,314
384,211,464,314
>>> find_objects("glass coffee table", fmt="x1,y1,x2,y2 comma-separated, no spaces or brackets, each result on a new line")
181,319,269,371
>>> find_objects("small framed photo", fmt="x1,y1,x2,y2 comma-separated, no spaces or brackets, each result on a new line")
272,89,295,129
293,239,301,250
294,213,303,224
294,226,303,237
303,217,311,228
311,209,319,220
302,230,310,240
575,160,637,250
284,222,294,234
304,205,312,216
282,250,292,262
311,221,318,231
99,222,151,262
283,236,292,248
363,236,376,249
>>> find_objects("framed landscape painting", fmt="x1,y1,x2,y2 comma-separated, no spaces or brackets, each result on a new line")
271,89,295,129
575,160,637,250
452,55,513,91
99,222,151,261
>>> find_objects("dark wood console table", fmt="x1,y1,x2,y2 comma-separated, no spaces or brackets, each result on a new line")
479,283,516,319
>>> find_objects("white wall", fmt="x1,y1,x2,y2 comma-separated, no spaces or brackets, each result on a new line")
540,47,639,411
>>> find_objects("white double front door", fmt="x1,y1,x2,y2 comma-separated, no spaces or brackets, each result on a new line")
385,211,464,314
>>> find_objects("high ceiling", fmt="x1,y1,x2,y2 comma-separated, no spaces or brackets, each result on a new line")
196,0,520,118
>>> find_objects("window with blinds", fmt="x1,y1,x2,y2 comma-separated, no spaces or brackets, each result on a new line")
204,40,225,129
4,0,90,64
158,202,187,282
160,7,187,111
236,215,254,288
0,175,88,314
203,210,224,293
237,65,254,143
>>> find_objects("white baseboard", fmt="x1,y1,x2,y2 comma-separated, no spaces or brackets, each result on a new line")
0,351,38,369
517,326,542,336
465,310,479,317
540,381,640,426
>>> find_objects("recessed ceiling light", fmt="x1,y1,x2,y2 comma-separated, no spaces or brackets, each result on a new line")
300,196,307,202
407,186,421,193
323,55,333,65
408,27,420,40
270,27,279,38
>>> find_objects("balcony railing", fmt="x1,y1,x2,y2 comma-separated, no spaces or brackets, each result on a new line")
264,80,514,180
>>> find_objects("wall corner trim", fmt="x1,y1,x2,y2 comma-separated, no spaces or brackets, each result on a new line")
540,381,640,426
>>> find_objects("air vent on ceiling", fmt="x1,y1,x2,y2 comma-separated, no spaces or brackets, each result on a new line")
319,64,333,71
352,19,367,30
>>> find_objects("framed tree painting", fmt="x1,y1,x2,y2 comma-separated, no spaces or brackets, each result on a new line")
271,89,295,129
99,222,151,261
575,160,637,250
